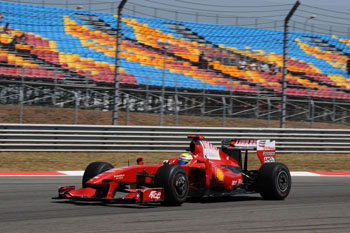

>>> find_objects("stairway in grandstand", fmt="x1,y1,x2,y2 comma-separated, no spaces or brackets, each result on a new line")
304,36,346,56
165,22,245,68
0,41,95,86
76,14,117,36
164,23,207,45
0,41,96,87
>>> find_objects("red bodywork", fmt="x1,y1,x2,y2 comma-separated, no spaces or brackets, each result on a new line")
56,135,276,204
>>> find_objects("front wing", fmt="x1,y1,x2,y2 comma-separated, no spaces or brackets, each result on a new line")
53,186,164,204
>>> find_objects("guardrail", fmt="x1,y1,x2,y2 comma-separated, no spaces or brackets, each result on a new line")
1,124,350,153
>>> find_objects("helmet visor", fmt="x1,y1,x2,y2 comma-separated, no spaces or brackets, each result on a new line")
178,159,188,165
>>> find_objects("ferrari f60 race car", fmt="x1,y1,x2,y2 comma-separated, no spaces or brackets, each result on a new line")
54,135,291,206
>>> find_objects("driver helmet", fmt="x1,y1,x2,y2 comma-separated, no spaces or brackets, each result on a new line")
178,152,193,165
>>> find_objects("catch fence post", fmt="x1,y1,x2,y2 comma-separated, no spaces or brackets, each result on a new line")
280,1,300,128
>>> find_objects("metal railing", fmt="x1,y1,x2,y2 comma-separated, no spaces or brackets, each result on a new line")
1,124,350,153
2,81,350,127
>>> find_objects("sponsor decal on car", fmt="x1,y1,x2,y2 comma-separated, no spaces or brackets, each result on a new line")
114,174,125,179
264,156,275,163
234,139,258,147
257,140,275,151
216,168,224,182
149,191,162,200
263,152,276,156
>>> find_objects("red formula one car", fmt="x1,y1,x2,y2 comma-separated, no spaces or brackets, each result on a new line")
55,135,291,206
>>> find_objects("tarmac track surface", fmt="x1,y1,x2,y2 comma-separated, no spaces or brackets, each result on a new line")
0,176,350,233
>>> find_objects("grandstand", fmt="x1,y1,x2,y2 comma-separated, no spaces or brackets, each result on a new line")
1,1,350,124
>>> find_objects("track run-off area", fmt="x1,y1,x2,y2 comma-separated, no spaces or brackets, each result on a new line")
0,175,350,233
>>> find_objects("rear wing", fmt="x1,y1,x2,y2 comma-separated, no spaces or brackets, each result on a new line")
222,139,276,165
187,135,276,168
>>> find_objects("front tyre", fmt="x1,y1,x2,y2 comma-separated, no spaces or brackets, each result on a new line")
82,162,114,187
258,162,291,200
154,165,189,206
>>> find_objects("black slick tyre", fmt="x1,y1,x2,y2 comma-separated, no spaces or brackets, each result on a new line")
82,162,114,187
258,162,291,200
154,165,189,206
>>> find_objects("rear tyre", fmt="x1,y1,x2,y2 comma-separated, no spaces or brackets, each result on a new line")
82,162,114,187
154,165,189,206
258,162,291,200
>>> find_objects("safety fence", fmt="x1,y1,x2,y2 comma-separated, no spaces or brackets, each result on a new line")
1,124,350,153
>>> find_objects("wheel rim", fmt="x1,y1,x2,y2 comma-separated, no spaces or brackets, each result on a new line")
174,174,187,197
277,170,289,192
